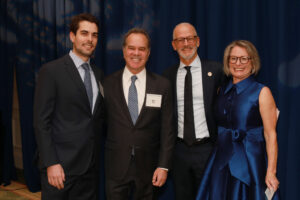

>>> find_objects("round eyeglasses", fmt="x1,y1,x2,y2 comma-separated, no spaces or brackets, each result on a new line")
229,56,251,64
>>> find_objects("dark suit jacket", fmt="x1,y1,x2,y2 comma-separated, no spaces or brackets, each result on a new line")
162,59,225,142
103,69,175,182
33,54,105,176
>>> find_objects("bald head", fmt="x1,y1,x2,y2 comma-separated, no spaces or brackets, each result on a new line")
173,23,198,40
172,22,200,65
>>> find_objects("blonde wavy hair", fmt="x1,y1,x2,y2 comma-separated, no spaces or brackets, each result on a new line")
223,40,260,76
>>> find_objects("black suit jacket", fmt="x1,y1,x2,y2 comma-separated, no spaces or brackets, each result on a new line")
33,54,105,175
103,69,175,182
162,59,225,142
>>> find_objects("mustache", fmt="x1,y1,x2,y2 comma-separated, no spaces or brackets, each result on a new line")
180,46,194,50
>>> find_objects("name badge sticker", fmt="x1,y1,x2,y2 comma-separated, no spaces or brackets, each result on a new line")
146,94,162,108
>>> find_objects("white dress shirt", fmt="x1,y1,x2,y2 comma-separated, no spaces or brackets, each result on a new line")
122,66,146,114
176,55,209,139
69,50,98,112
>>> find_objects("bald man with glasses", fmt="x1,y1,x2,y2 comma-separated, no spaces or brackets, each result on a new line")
163,22,226,200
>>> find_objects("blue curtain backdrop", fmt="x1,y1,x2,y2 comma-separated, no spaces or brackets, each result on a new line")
1,0,299,199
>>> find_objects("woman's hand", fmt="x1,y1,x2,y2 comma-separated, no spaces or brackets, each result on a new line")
265,171,279,192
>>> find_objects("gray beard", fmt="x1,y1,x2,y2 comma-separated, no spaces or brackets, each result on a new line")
178,48,197,61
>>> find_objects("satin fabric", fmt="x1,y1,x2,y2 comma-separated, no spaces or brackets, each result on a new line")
196,76,279,200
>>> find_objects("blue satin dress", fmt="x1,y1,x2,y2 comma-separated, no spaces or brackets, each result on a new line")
196,76,279,200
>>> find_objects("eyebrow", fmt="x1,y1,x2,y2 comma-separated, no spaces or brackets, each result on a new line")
79,30,98,34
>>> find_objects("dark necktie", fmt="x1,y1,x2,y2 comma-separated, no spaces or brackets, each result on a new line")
184,66,196,145
81,63,93,110
128,75,138,124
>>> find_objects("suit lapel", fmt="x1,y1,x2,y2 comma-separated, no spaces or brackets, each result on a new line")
116,69,135,125
63,55,91,113
173,66,179,121
201,60,210,111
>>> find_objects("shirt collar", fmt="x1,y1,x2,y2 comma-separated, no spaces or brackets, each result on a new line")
225,76,255,94
179,55,201,69
69,50,90,69
123,66,146,83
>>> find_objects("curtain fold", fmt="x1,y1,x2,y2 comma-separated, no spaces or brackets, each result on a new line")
0,0,17,186
0,0,299,199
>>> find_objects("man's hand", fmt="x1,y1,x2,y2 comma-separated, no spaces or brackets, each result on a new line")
47,164,65,190
152,168,168,187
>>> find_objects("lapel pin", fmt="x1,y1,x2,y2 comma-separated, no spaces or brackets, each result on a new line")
207,72,212,77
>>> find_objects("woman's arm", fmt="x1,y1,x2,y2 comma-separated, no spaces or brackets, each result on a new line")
259,86,279,191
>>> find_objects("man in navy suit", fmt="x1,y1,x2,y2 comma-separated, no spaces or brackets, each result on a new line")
34,13,105,200
103,28,175,200
163,23,225,200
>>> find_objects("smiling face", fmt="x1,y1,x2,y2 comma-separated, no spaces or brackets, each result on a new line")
172,23,199,65
70,20,98,61
123,33,150,74
229,46,253,83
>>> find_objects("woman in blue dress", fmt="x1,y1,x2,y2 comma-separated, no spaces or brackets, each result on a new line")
196,40,279,200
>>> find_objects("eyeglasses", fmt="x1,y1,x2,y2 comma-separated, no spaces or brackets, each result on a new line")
229,56,251,64
173,36,198,44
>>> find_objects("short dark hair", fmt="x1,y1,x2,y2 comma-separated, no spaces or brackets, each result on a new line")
122,28,151,49
69,13,99,34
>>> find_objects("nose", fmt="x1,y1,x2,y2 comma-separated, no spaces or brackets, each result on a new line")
236,57,241,65
184,38,188,45
133,49,140,55
87,34,93,41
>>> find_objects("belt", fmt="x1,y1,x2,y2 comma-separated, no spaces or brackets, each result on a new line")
177,137,211,146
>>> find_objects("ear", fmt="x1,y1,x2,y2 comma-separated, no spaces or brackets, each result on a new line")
196,36,200,47
147,48,150,57
69,32,75,43
172,40,177,51
122,47,126,59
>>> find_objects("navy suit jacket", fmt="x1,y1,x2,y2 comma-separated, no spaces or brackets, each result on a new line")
34,54,105,175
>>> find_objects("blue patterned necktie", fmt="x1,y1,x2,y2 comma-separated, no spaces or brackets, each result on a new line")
128,75,138,124
81,63,93,111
